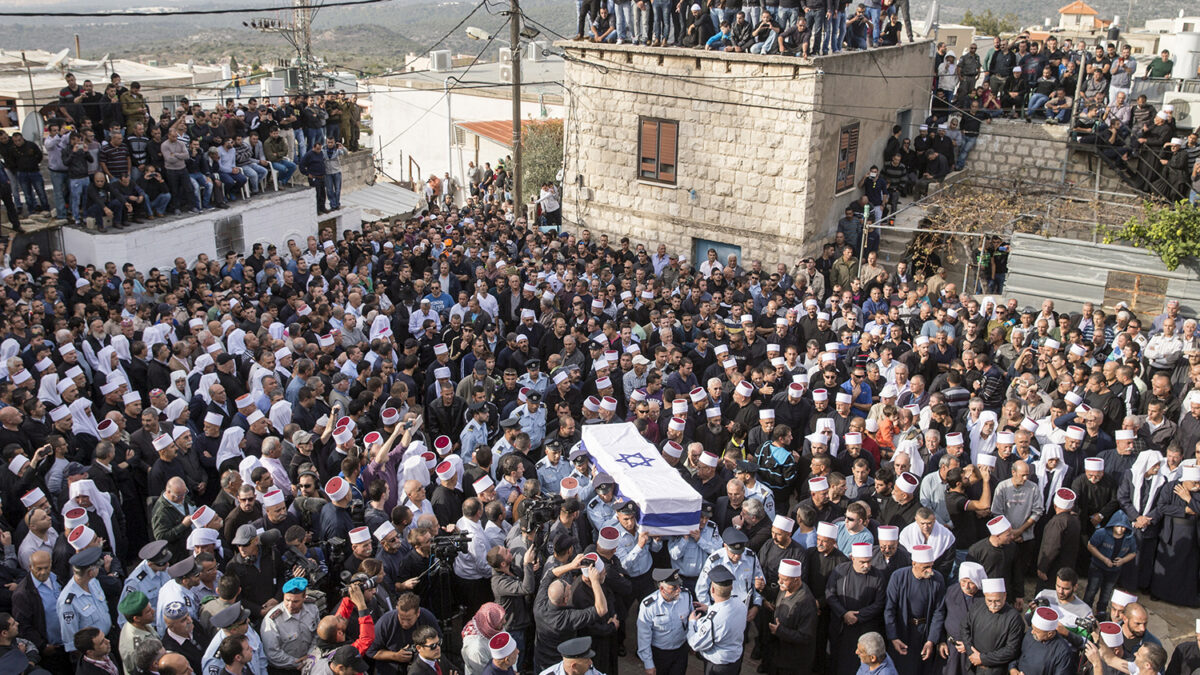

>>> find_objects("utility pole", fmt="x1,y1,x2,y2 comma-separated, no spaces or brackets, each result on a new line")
295,0,313,93
510,0,523,209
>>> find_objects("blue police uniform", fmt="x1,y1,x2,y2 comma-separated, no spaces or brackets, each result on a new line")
461,419,489,460
687,570,748,675
536,456,572,496
695,544,763,608
586,496,619,532
668,520,722,580
509,404,547,449
117,559,170,627
637,582,692,675
58,576,111,651
517,373,549,397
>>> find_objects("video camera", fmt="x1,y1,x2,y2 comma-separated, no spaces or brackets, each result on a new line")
523,493,564,528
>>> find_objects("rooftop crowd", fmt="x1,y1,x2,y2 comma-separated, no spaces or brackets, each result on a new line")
0,136,1198,675
0,73,364,234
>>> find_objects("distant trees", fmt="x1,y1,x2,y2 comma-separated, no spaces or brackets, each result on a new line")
961,9,1019,37
522,118,563,205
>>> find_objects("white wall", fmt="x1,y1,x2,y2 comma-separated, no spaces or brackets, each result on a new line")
370,85,564,191
62,189,319,271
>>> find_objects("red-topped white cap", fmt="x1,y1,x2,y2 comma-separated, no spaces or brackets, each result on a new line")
1085,457,1105,471
690,387,706,402
778,559,802,578
65,508,88,530
816,521,838,539
489,632,517,659
597,526,620,549
809,476,829,492
434,436,452,454
68,525,95,551
1053,488,1076,510
333,425,353,445
699,452,719,467
897,472,919,494
20,488,45,507
473,476,495,493
325,477,351,501
668,417,686,432
735,381,754,397
349,526,371,545
263,490,285,508
1032,607,1060,632
435,461,455,482
560,477,579,499
663,441,683,458
600,397,617,411
772,515,795,532
192,506,216,527
381,408,400,425
877,525,899,542
1110,589,1136,607
987,515,1012,535
1099,622,1123,647
851,542,873,558
981,578,1006,594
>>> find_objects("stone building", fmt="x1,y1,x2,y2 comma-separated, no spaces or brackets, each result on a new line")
559,41,932,264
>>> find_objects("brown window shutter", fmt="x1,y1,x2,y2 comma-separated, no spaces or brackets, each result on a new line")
658,122,677,183
640,120,659,179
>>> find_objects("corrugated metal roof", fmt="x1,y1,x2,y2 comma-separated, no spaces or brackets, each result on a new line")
456,118,560,148
340,182,422,220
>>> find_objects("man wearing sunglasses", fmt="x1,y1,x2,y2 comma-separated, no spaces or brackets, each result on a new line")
408,625,460,675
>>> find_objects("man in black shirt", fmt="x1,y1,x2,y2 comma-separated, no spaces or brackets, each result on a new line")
955,101,985,170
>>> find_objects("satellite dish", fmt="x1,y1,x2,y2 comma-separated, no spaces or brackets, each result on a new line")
466,26,490,41
43,48,70,72
21,112,42,147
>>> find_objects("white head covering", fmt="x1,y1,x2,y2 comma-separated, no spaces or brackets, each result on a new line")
216,426,246,469
163,398,188,424
968,410,998,464
69,398,101,437
269,400,293,431
226,329,247,356
1034,444,1068,497
0,339,19,380
37,374,62,407
958,561,985,593
1129,450,1166,516
111,334,132,362
166,369,191,401
899,518,955,558
66,479,117,547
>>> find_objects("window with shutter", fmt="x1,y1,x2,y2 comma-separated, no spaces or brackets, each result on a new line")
835,122,860,193
637,117,678,185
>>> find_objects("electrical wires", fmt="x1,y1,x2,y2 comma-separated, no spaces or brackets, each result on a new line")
0,0,390,18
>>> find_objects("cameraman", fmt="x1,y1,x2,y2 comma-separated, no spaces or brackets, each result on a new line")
308,581,375,669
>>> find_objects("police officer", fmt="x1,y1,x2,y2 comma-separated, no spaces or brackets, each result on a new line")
687,565,748,675
261,577,319,674
461,401,490,460
509,391,547,449
493,417,520,461
539,637,603,675
566,445,595,504
734,461,776,520
614,501,662,598
518,359,548,397
668,503,722,597
117,539,172,627
156,556,203,635
201,601,268,675
537,440,572,497
637,569,691,675
695,529,763,617
57,546,111,653
586,473,620,532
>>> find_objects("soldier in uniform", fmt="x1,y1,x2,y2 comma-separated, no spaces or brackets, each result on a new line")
262,577,319,674
668,503,723,596
118,590,156,672
586,473,621,532
156,556,204,635
636,568,691,675
695,528,763,619
614,501,662,599
567,446,596,504
201,601,268,675
461,401,491,461
117,539,172,628
509,392,547,450
687,565,748,675
57,546,111,653
537,440,572,497
539,636,604,675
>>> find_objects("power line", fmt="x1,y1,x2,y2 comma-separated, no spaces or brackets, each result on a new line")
375,0,491,77
0,0,389,18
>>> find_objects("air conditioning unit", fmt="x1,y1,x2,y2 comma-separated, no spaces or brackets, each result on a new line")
499,47,512,65
528,41,550,61
499,64,513,83
1162,91,1200,130
430,50,452,72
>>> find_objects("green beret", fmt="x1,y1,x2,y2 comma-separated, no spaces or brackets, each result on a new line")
118,590,149,617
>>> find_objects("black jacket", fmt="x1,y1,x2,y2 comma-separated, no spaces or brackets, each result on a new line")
12,574,52,651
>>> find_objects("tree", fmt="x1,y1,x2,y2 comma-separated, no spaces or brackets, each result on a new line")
961,9,1019,37
1102,200,1200,271
521,118,563,206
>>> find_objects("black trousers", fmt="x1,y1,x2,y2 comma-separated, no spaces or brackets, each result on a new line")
164,168,191,211
705,658,743,675
309,175,327,212
0,182,18,229
653,645,689,675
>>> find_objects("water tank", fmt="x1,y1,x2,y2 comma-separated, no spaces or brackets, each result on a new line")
1158,32,1200,82
261,77,285,98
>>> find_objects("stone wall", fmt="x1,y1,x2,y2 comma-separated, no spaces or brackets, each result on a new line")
970,119,1071,184
560,41,933,265
341,150,376,190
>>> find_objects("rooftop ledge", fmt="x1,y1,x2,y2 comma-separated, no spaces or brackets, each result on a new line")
554,38,933,69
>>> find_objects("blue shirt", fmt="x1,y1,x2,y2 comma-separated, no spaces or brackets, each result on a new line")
856,655,899,675
37,577,63,644
841,379,874,418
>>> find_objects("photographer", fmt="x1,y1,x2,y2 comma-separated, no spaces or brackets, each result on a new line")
488,545,539,666
368,592,441,675
308,580,375,670
532,553,610,671
226,524,285,620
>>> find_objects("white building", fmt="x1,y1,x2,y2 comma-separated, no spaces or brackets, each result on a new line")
367,50,564,195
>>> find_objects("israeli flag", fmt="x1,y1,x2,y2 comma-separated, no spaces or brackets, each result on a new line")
581,423,702,536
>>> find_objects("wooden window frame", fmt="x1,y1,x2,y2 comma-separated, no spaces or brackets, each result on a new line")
638,117,678,185
835,122,861,194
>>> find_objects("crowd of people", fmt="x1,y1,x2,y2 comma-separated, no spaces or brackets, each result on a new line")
0,73,364,233
573,0,916,55
0,172,1195,675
